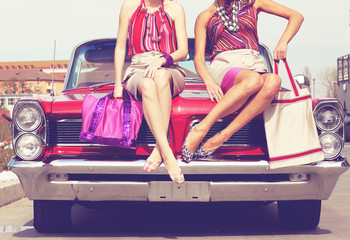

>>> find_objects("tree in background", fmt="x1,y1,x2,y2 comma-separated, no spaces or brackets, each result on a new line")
319,67,337,98
303,66,312,82
0,106,12,171
302,66,312,92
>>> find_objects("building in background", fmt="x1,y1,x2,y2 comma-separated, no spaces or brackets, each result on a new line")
336,53,350,141
337,54,350,107
0,60,68,113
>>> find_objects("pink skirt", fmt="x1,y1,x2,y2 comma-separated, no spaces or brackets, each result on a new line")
208,49,267,93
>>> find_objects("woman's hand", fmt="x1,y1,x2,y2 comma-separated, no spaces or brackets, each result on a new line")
144,58,165,79
206,79,224,102
256,0,303,61
113,85,123,99
274,41,288,61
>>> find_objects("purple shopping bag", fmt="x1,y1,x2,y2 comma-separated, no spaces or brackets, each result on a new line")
79,89,143,149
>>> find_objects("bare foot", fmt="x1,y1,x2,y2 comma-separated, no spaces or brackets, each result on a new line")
185,125,208,153
202,131,227,153
143,145,162,172
162,151,184,184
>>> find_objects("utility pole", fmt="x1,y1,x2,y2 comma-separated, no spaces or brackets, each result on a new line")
51,40,56,97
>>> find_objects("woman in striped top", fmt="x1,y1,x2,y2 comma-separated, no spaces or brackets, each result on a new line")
182,0,303,162
114,0,188,183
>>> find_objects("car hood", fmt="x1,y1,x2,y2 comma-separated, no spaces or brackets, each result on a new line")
49,87,328,120
50,88,217,119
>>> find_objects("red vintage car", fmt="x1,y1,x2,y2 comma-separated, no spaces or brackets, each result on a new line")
9,38,349,233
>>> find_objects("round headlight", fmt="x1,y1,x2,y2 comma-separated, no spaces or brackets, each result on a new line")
315,106,341,131
15,134,43,160
319,132,343,160
15,106,42,131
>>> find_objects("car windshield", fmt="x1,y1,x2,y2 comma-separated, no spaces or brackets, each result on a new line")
64,39,272,91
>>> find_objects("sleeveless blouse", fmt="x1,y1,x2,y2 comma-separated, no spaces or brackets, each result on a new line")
206,0,259,60
128,0,177,56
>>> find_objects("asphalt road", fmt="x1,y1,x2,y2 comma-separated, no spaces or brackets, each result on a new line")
0,146,350,240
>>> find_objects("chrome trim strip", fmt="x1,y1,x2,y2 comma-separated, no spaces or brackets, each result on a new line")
55,143,157,147
56,119,82,123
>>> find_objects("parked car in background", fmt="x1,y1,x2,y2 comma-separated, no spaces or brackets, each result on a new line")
9,38,349,233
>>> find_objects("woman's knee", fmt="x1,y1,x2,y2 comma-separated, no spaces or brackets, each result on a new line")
138,78,157,98
154,69,171,90
263,74,281,96
242,74,264,94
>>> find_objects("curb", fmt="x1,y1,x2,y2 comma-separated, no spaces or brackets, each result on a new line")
0,173,26,207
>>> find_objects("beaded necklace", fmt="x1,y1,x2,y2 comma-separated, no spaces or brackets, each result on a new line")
142,0,166,42
215,0,240,32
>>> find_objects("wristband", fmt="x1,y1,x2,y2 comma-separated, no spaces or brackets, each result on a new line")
161,54,174,68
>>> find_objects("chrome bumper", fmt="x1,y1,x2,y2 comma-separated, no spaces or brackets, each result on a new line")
9,157,349,202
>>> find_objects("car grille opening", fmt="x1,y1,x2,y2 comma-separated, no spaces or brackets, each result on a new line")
66,173,290,182
47,118,266,147
196,119,266,146
47,119,155,146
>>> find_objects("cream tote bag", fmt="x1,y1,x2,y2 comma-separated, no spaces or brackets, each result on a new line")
263,60,324,169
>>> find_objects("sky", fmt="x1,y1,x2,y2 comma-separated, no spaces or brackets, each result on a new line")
0,0,349,96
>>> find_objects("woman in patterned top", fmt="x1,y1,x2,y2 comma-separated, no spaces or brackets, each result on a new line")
182,0,304,162
114,0,188,183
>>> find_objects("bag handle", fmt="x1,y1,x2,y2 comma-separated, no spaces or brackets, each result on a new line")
274,60,300,97
87,88,132,140
121,88,132,140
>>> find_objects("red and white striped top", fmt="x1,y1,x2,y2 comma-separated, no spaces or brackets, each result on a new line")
128,0,177,56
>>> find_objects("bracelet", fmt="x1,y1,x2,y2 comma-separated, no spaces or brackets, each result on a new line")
161,54,174,68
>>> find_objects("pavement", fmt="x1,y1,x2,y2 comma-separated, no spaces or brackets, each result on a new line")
0,171,25,207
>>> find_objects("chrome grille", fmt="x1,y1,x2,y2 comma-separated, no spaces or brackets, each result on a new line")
191,119,266,147
47,119,266,147
47,119,154,146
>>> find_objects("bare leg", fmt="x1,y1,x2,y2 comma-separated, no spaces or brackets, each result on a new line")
138,76,184,183
185,70,265,154
202,73,281,152
144,69,173,172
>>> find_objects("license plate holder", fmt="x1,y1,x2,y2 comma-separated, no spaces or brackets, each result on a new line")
148,182,210,202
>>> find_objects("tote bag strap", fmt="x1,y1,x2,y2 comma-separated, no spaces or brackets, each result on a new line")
121,88,132,140
87,89,132,140
274,60,300,97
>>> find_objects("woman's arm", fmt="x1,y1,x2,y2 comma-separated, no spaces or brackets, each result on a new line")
169,2,188,62
145,2,188,79
114,1,136,98
194,9,224,102
255,0,304,61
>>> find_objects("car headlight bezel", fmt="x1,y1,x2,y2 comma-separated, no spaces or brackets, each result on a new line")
314,100,345,161
319,132,343,160
14,105,43,132
314,104,342,132
12,101,47,161
15,133,44,160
